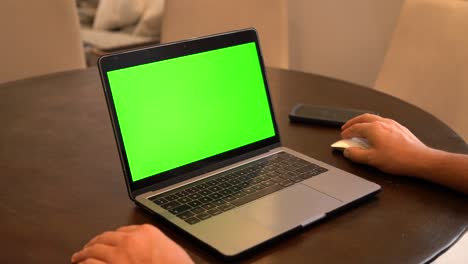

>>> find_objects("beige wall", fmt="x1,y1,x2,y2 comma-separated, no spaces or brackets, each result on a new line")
287,0,405,87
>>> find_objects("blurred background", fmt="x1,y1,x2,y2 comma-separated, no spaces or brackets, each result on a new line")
2,0,467,141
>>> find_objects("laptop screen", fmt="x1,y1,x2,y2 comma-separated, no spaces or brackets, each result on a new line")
106,42,276,182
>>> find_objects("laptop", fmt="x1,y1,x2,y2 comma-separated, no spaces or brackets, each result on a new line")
98,28,381,257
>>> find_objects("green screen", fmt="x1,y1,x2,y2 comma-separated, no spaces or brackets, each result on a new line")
107,42,275,182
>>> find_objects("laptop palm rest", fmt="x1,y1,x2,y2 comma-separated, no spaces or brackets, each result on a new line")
236,184,342,233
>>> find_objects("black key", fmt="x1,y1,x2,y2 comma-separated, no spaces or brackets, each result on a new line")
212,199,226,207
208,186,221,192
217,204,235,212
191,207,205,214
185,187,197,194
218,182,231,189
270,177,283,183
207,209,222,216
199,190,212,196
243,188,255,194
196,212,211,220
227,179,241,185
205,181,217,187
317,167,328,173
238,182,250,188
229,185,242,192
174,192,186,198
177,197,192,204
238,176,249,182
165,194,179,201
231,185,283,207
202,203,216,210
150,197,168,205
177,211,194,220
223,195,236,202
233,192,246,198
291,176,303,183
178,190,190,196
210,192,222,200
188,200,202,208
220,189,233,196
250,178,263,184
185,217,200,225
170,204,191,215
252,184,265,191
199,197,213,204
262,180,275,187
161,201,181,210
279,180,294,187
197,183,209,190
188,193,202,200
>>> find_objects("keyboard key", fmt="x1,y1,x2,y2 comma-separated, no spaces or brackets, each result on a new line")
191,207,205,214
199,197,213,204
208,186,221,192
210,192,222,200
165,194,179,201
185,217,200,225
199,190,212,196
262,180,275,187
279,180,294,187
161,201,181,210
187,200,202,208
223,195,236,202
207,209,222,216
170,204,191,215
243,188,255,194
202,203,216,210
217,204,235,212
252,184,266,191
177,197,191,204
196,212,211,220
231,184,283,207
188,193,201,200
177,211,194,220
212,199,226,207
150,197,167,205
220,189,233,196
204,181,216,187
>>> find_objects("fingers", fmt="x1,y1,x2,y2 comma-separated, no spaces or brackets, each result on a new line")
343,147,371,165
71,244,114,264
116,225,141,233
77,258,107,264
342,113,382,130
85,231,126,248
341,123,374,140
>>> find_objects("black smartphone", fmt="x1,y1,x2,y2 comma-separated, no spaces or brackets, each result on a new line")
289,103,379,127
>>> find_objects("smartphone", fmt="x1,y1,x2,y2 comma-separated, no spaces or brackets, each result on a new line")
289,103,379,127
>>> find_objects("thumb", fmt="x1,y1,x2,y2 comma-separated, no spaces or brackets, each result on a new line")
343,147,371,165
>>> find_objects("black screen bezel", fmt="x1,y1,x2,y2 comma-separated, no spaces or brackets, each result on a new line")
98,29,281,197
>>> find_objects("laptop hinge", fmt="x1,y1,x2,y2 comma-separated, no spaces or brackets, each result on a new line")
132,142,281,198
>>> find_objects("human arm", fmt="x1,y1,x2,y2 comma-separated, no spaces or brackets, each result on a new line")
340,114,468,194
71,224,194,264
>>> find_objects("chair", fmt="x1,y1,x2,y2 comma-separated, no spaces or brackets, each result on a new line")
160,0,288,69
0,1,85,84
375,0,468,141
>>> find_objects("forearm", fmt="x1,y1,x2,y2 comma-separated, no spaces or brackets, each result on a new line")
413,148,468,194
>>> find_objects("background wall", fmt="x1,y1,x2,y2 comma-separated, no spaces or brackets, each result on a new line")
287,0,405,87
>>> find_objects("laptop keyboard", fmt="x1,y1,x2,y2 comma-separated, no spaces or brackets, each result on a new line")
148,152,328,225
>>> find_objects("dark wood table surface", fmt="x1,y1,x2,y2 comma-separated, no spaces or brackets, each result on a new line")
1,67,467,264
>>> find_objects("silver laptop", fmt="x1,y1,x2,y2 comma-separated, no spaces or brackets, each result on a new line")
98,28,380,257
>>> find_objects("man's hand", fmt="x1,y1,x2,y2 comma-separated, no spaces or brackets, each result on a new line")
71,224,194,264
340,114,432,176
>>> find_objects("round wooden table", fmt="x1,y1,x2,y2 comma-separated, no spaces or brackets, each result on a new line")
0,68,466,263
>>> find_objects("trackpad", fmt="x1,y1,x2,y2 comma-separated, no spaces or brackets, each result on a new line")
236,184,342,232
